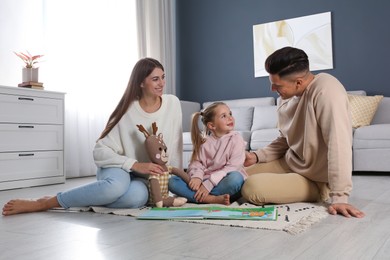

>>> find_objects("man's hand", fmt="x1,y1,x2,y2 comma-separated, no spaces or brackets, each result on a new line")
328,203,365,218
244,151,257,167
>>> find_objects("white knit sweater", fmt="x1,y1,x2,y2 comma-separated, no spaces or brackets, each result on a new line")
93,94,183,171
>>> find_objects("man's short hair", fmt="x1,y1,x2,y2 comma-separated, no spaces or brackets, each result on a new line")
265,47,309,78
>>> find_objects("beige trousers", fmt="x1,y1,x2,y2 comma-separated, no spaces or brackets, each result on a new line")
242,158,329,205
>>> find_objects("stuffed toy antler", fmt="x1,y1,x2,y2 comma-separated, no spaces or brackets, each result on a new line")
137,122,190,207
137,124,150,138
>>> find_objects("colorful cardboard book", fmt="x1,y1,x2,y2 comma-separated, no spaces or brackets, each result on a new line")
137,206,277,221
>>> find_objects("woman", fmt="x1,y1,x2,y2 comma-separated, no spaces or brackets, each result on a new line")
2,58,183,215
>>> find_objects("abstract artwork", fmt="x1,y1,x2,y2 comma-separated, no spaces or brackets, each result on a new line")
253,12,333,78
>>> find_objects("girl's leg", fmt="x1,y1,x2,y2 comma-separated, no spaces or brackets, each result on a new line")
170,173,243,205
210,171,244,198
168,176,197,203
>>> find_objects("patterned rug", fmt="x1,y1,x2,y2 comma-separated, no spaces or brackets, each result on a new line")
53,201,329,235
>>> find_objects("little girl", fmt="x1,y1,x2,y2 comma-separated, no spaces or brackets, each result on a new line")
169,102,247,205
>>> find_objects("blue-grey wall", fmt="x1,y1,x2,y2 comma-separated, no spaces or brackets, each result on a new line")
176,0,390,103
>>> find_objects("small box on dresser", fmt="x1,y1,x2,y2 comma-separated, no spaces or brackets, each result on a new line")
0,85,65,190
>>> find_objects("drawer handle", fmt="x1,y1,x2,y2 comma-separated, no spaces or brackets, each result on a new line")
19,153,35,157
18,97,34,101
18,125,35,128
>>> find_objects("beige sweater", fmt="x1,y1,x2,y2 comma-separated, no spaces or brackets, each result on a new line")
255,73,353,204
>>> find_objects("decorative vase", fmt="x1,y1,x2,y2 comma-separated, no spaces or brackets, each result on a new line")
22,67,39,82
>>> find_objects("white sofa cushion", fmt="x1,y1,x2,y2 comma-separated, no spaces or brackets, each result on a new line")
183,132,193,151
231,107,254,131
347,90,366,96
203,97,275,109
251,105,278,131
250,128,280,150
238,131,251,150
353,124,390,149
180,101,201,132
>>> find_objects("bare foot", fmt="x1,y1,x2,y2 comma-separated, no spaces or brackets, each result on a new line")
203,194,230,205
155,201,163,208
172,197,187,207
2,196,59,216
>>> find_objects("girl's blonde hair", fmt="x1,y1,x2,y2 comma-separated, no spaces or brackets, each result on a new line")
190,101,226,162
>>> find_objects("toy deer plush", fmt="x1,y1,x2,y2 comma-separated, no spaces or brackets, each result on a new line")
137,122,190,208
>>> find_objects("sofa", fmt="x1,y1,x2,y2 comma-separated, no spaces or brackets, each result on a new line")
180,91,390,172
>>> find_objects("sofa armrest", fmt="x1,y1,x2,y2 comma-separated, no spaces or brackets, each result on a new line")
180,100,200,132
372,97,390,124
347,90,367,96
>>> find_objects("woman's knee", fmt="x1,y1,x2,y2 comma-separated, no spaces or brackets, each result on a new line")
106,179,148,208
97,168,131,199
127,180,149,208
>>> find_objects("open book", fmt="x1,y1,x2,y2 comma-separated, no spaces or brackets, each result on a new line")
137,206,277,221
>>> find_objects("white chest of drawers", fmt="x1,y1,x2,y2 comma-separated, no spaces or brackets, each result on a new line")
0,85,65,190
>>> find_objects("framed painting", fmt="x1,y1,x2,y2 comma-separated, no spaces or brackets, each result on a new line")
253,12,333,78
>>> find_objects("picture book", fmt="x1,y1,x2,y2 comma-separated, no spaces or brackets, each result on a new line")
137,206,277,221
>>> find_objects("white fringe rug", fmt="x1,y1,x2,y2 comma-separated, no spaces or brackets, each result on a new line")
53,202,328,235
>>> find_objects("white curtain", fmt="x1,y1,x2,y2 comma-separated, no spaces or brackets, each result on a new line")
136,0,177,95
0,0,139,178
0,0,45,83
1,0,176,178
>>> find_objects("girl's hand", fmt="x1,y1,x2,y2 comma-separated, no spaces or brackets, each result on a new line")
189,178,202,191
244,151,257,167
194,185,210,202
131,162,164,175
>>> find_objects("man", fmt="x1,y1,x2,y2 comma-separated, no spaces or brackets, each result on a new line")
242,47,364,218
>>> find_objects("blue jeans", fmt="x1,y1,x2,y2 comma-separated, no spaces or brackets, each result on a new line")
168,171,244,203
57,167,149,209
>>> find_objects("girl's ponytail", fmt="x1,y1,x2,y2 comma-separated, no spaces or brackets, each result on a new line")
190,112,205,162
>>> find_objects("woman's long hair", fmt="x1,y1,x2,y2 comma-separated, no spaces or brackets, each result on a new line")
98,58,164,140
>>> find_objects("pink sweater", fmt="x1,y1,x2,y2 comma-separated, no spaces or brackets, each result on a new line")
188,131,248,192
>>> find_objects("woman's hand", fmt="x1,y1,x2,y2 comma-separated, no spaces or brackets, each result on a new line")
189,178,202,191
131,162,164,175
194,185,210,202
244,151,257,167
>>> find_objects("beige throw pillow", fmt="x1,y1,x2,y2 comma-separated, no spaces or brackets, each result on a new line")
348,94,383,128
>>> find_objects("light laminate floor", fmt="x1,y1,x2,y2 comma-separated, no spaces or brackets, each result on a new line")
1,174,390,260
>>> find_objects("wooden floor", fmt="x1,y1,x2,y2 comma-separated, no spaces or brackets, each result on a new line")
1,174,390,260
